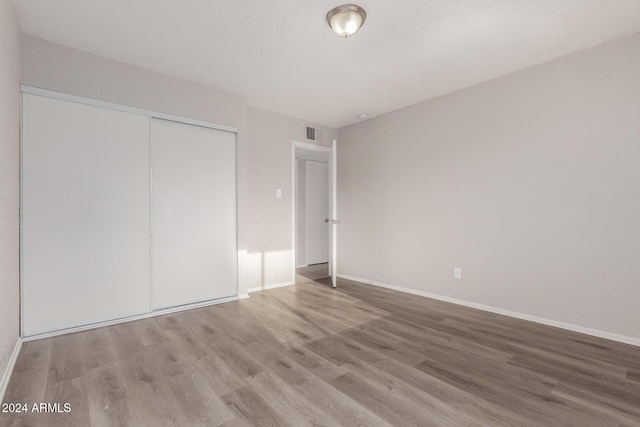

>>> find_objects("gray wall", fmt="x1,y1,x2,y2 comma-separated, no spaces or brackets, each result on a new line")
0,0,21,383
338,34,640,340
246,107,336,288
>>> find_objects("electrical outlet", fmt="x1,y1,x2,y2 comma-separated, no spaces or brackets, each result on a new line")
275,188,282,199
454,267,462,280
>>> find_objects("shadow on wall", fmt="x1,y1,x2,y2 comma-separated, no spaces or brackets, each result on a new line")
239,249,293,290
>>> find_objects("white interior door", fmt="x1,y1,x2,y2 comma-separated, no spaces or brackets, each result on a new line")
151,119,236,309
22,94,151,336
306,161,329,265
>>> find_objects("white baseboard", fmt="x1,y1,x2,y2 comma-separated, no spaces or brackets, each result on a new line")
296,264,308,269
0,338,22,402
22,295,241,342
247,281,294,294
337,274,640,348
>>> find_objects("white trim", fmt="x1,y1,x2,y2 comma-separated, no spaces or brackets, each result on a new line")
238,293,250,300
148,116,154,313
20,85,238,134
295,159,300,268
330,139,337,288
291,141,331,286
0,338,22,402
337,274,640,348
296,264,308,269
19,86,24,336
247,281,295,294
21,295,239,342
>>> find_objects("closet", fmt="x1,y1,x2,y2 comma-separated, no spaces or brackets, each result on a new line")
21,89,237,336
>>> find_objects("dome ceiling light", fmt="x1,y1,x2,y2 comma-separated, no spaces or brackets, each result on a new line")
326,4,367,38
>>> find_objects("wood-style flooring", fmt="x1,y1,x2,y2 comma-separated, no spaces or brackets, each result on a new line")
2,277,640,426
296,263,330,284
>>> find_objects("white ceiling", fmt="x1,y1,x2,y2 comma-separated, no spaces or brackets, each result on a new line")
14,1,640,128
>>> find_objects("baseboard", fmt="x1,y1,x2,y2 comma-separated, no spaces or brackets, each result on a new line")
247,281,294,294
22,295,241,342
337,274,640,348
296,264,308,269
0,338,22,402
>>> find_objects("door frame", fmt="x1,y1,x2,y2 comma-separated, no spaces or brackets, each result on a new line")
291,141,332,284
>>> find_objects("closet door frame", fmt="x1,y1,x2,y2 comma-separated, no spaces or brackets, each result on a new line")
20,85,239,338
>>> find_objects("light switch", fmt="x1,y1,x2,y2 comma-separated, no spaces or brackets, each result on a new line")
275,188,282,199
454,267,462,279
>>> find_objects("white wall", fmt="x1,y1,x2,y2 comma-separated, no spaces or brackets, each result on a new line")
338,34,640,340
0,0,21,383
246,107,336,289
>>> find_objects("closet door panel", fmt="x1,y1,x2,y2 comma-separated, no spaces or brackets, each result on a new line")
151,119,236,309
22,94,151,336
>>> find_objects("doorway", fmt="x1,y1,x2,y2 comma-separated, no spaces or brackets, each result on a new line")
293,143,330,284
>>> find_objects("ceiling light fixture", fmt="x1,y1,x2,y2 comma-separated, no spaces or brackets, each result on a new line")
326,4,367,38
357,112,370,120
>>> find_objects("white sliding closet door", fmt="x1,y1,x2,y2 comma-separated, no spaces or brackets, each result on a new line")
151,119,236,309
22,94,151,336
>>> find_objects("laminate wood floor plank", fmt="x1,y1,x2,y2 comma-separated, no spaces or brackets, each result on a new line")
197,332,265,380
118,348,193,427
414,356,608,426
164,371,236,426
246,342,316,385
74,327,120,371
337,327,426,366
342,358,493,426
371,356,536,427
222,386,292,427
84,362,136,427
508,353,640,407
259,293,353,335
245,371,338,427
329,371,442,427
12,339,52,374
551,382,639,425
196,303,263,346
4,278,640,426
1,339,51,406
291,376,394,427
47,334,83,385
303,334,386,367
439,316,640,371
42,377,91,427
